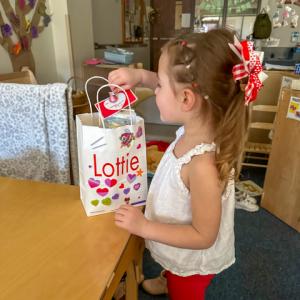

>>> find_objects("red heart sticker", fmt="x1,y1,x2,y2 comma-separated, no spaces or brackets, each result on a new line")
96,188,109,197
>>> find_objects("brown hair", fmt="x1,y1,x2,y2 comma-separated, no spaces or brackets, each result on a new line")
162,29,249,184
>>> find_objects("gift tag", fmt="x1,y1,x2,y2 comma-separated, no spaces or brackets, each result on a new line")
95,89,137,119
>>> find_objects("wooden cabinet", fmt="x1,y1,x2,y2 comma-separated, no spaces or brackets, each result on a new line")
261,87,300,232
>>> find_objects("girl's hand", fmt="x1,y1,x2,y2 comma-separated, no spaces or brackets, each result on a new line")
108,68,143,91
114,204,148,237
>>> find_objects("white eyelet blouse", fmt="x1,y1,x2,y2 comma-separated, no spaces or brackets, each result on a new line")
145,127,235,276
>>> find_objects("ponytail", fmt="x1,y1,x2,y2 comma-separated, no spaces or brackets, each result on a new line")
214,90,249,184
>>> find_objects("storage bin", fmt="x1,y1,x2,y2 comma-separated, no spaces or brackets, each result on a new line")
104,50,134,64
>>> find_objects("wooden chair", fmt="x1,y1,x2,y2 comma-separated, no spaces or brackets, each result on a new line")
242,104,277,168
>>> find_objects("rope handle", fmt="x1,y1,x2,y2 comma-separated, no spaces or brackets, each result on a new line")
84,76,134,130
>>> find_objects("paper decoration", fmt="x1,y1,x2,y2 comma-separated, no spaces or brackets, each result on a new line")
287,96,300,121
18,0,25,10
0,0,52,73
43,15,51,27
31,26,38,38
95,89,138,119
28,0,36,8
12,43,22,55
1,24,12,37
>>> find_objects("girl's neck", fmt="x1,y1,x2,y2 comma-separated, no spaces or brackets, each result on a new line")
182,117,215,145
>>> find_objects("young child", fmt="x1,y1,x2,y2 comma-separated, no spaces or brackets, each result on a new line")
109,29,264,300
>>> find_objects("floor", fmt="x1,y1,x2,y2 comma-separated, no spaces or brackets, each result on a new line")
138,168,300,300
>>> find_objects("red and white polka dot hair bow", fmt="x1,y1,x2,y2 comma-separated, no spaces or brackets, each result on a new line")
228,36,268,105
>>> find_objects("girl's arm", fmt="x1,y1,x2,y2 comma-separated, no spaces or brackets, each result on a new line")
115,155,223,250
108,68,158,91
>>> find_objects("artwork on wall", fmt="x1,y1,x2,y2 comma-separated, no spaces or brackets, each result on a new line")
273,0,299,28
0,0,52,73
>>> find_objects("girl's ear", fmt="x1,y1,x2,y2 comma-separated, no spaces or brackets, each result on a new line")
180,88,199,112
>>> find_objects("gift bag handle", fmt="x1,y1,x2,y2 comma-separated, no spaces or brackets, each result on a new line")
96,83,134,130
84,76,109,116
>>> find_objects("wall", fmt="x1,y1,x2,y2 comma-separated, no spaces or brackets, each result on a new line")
92,0,150,70
67,0,94,81
262,0,300,47
48,0,73,83
92,0,122,45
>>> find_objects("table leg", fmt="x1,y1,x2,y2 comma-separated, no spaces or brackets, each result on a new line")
125,260,138,300
101,236,144,300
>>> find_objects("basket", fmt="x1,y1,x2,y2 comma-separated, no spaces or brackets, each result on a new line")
67,77,90,116
104,50,134,64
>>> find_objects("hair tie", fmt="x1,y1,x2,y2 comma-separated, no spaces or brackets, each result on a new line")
180,40,187,47
228,36,267,105
192,82,198,88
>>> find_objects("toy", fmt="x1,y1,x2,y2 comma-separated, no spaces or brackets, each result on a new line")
146,141,170,173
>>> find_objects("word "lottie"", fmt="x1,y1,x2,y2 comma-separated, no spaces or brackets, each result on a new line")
93,153,139,177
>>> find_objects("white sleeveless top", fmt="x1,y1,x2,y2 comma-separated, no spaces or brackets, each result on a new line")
145,127,235,276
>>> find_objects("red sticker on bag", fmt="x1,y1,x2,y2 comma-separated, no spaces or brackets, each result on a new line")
94,89,137,118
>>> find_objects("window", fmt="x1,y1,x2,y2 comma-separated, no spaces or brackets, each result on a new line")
194,0,261,39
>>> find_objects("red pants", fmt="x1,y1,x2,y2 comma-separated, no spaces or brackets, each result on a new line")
165,271,215,300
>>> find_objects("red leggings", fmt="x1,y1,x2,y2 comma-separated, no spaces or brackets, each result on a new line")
165,271,215,300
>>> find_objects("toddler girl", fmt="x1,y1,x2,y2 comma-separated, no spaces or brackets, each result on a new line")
109,29,264,300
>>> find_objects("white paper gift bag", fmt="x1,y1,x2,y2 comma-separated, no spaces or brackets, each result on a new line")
76,77,147,216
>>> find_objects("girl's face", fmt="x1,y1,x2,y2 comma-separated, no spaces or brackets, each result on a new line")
155,52,183,123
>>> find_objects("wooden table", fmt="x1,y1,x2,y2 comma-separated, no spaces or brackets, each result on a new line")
0,177,144,299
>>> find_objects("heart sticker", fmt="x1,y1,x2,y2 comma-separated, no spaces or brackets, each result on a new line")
102,197,112,206
88,178,100,188
112,193,119,200
124,188,130,195
105,178,117,187
133,183,141,191
91,199,99,206
119,183,125,189
136,126,143,138
127,174,136,183
137,144,141,149
96,188,109,197
103,92,126,111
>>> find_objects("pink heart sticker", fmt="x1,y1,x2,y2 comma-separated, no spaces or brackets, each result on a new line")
96,188,109,197
88,178,100,188
136,126,143,138
105,178,117,187
127,174,136,183
133,183,141,191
